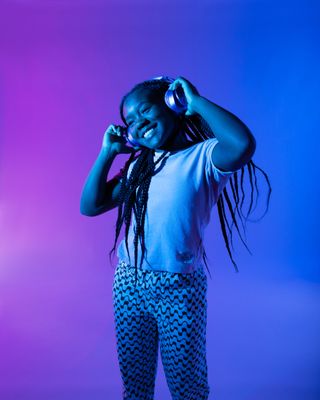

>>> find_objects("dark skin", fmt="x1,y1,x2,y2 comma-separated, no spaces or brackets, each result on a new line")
122,88,192,152
122,76,255,171
80,88,192,216
80,77,256,216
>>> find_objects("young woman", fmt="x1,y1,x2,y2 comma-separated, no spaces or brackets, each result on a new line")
80,76,271,400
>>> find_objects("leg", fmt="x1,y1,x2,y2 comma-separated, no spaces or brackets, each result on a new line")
112,262,159,400
156,267,210,400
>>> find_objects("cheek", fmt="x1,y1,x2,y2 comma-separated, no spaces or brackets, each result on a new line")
152,107,178,131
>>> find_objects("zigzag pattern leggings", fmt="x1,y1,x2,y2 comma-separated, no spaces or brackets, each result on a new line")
112,260,210,400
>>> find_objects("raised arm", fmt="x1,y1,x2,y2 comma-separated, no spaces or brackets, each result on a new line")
80,124,135,216
190,96,256,172
168,76,256,172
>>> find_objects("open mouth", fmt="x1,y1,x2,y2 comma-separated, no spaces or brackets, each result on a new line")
142,125,157,139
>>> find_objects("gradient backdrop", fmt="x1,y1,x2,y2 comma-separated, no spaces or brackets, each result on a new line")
1,0,319,399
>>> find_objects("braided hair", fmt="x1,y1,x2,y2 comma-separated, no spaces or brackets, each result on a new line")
109,78,272,284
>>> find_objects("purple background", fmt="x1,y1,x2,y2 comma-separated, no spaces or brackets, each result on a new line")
1,1,319,399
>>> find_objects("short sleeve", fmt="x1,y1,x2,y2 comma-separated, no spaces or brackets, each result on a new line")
205,138,235,180
204,138,236,200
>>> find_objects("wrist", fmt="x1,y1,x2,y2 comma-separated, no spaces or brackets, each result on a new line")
100,145,118,159
189,95,206,115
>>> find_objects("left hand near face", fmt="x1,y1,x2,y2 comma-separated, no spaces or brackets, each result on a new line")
168,76,201,116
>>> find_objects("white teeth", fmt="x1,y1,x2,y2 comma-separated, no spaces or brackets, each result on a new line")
143,127,155,139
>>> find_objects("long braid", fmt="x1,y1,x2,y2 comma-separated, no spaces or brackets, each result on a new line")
132,151,154,285
109,78,272,280
109,142,169,286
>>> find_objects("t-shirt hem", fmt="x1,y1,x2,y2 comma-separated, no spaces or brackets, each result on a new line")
117,257,205,274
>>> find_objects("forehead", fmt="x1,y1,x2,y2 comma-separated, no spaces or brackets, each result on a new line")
123,88,161,118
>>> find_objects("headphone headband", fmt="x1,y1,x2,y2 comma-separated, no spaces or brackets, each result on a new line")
150,75,175,84
124,75,187,147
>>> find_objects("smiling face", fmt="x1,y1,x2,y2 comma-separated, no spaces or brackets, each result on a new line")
122,87,186,151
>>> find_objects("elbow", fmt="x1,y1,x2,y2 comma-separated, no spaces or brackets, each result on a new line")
241,131,256,161
80,201,97,217
236,137,256,167
247,137,256,160
80,208,95,217
248,129,257,154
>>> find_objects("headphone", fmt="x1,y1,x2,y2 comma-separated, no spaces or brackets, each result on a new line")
123,76,188,147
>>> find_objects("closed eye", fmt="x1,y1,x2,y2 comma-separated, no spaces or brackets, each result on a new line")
126,104,152,126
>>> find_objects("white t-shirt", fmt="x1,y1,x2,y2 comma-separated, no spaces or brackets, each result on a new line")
116,138,237,273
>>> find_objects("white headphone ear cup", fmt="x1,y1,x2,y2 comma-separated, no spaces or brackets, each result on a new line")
164,87,188,114
149,75,186,113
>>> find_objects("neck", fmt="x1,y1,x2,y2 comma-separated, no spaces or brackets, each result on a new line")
156,130,192,153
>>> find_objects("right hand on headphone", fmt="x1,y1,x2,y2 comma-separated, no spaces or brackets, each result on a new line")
102,124,139,154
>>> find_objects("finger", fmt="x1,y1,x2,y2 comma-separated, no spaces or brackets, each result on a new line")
117,126,126,135
114,126,123,136
174,77,185,85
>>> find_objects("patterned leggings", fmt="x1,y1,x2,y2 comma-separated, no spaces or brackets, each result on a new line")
112,260,210,400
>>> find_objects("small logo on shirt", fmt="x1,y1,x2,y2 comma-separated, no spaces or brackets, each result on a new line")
176,251,194,264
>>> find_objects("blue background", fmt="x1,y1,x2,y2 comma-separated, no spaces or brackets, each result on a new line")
0,0,319,399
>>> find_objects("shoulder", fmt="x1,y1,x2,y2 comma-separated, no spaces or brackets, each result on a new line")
202,138,237,175
181,139,234,174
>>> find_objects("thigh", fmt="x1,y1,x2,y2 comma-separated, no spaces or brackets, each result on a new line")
157,266,210,400
112,261,159,400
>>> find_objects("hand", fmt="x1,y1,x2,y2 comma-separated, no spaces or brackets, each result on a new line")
168,76,201,116
102,124,140,154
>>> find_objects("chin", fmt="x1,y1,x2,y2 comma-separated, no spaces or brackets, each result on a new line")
146,132,167,150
